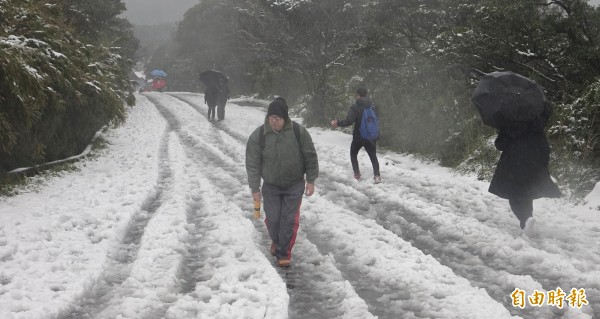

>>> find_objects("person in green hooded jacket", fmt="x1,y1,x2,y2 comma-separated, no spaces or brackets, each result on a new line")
245,97,319,267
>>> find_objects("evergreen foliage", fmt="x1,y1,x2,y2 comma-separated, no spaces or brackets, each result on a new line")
161,0,600,196
428,0,600,196
265,0,367,126
0,0,138,172
3,0,595,196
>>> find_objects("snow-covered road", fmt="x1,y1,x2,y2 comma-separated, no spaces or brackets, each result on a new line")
1,92,598,319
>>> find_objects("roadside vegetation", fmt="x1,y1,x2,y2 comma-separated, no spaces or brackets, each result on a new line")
152,0,600,199
3,0,600,200
0,0,138,173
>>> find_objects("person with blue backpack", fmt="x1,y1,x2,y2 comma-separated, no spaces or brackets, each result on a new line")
331,87,381,184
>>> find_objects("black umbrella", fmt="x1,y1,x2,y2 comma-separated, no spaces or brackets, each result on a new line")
471,71,547,129
198,69,228,87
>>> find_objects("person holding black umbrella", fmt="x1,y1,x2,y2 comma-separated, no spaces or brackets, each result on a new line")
472,71,562,236
489,103,562,235
199,70,229,121
215,77,229,121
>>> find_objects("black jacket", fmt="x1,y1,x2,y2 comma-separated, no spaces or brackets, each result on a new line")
488,103,561,200
336,97,374,140
204,86,219,107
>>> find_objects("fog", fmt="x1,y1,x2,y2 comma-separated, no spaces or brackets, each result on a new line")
122,0,198,25
121,0,599,25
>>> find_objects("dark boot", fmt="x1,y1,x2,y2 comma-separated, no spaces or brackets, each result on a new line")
509,198,533,229
270,242,276,256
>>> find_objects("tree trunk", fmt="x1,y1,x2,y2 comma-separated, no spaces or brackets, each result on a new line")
305,70,329,127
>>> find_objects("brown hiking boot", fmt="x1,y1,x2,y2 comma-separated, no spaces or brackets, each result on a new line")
276,259,290,267
270,242,276,256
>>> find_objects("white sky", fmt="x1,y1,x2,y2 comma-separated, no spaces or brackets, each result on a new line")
0,92,599,318
119,0,600,25
121,0,198,25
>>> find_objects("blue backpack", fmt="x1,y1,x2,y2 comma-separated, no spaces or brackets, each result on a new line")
359,105,380,142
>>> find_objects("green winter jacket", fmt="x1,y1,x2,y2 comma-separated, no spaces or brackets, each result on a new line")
245,118,319,192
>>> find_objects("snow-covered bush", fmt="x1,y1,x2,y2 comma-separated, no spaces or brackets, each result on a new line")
0,0,136,172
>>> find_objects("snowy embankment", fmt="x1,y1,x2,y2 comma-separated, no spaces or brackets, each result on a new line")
0,96,165,317
0,92,598,319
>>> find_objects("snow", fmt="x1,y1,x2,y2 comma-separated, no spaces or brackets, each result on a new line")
269,0,310,11
0,92,598,319
47,50,66,59
23,65,43,80
133,70,146,80
1,35,48,49
85,81,102,92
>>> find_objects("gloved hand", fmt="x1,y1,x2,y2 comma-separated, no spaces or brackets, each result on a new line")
253,200,261,219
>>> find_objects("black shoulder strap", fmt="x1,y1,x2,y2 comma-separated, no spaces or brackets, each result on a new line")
292,121,301,145
259,124,265,149
292,121,304,170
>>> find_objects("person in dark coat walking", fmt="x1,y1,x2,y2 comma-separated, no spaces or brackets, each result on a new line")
488,102,561,235
330,87,381,184
216,78,229,121
204,78,229,121
204,85,218,120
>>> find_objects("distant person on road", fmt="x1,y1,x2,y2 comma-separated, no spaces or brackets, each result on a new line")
216,78,229,121
204,85,218,120
488,102,562,236
204,77,229,121
152,77,167,92
151,77,166,92
245,97,319,267
331,87,381,184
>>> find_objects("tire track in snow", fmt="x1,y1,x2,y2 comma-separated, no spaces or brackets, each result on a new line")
145,96,228,300
164,93,598,318
316,174,525,313
314,160,589,318
165,93,519,318
58,106,175,319
167,93,251,143
135,95,219,319
157,93,375,319
178,196,212,295
164,94,474,318
163,93,581,319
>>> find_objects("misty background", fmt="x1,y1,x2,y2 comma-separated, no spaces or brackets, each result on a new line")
121,0,600,202
3,1,600,318
121,0,198,25
120,0,599,25
2,0,600,206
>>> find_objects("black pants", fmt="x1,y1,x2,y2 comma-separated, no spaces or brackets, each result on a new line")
350,138,380,177
508,198,533,229
217,103,225,120
217,95,227,120
207,105,216,120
